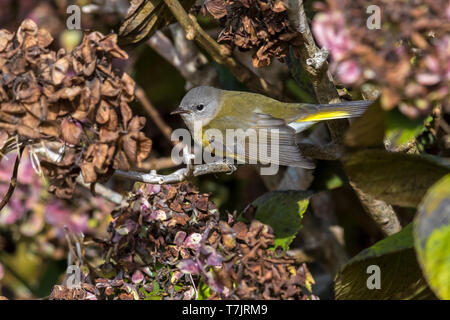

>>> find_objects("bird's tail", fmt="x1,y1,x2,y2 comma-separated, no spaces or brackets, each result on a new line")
297,100,372,122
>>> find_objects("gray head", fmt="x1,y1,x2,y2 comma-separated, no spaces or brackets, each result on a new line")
171,86,222,131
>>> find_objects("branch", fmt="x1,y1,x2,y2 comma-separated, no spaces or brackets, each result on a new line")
297,142,343,161
76,177,126,206
349,182,402,237
135,86,174,145
284,0,347,142
115,162,235,184
148,27,219,89
139,156,177,171
285,0,401,236
0,146,24,211
163,0,286,101
36,142,235,187
33,145,125,205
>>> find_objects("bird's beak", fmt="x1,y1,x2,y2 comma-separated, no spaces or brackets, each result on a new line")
171,108,191,115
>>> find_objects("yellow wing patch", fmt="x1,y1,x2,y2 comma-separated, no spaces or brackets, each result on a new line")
297,111,350,122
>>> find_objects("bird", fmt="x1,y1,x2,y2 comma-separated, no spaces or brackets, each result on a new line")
171,86,372,169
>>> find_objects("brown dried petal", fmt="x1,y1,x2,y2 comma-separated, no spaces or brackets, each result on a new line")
99,128,120,143
58,86,82,101
1,102,26,115
61,119,83,145
16,81,41,104
113,150,131,171
96,101,111,124
39,122,60,137
205,0,228,19
17,19,38,46
120,102,133,127
105,109,119,131
52,57,69,85
121,73,136,98
17,125,41,139
37,28,53,48
0,29,14,52
81,162,97,184
101,78,121,97
98,34,129,60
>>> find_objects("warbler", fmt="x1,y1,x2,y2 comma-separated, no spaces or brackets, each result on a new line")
171,86,372,168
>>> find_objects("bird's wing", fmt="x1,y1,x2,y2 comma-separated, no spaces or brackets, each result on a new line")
209,113,315,169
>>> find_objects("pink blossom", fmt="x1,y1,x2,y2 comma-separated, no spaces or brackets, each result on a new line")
147,184,161,195
0,199,25,225
416,73,441,86
131,270,145,284
435,36,450,81
177,259,201,274
336,60,362,85
312,11,355,61
184,233,202,250
45,201,89,234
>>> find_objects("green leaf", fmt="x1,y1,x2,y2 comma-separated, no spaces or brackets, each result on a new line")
386,109,426,148
197,281,212,300
344,149,450,207
139,280,163,300
310,160,347,191
335,224,436,300
414,174,450,299
251,191,311,251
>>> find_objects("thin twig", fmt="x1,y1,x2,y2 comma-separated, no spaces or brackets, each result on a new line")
31,145,126,205
139,156,178,171
76,176,126,206
148,27,218,89
0,145,24,212
135,86,174,144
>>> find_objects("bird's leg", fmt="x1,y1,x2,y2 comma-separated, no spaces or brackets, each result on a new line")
182,144,196,176
222,158,237,175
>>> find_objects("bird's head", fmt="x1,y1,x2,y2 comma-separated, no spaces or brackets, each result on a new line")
171,86,222,131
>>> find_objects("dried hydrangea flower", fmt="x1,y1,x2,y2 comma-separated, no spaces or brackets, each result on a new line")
0,20,152,198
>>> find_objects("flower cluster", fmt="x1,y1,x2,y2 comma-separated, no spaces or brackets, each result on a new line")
0,154,114,260
312,0,450,117
50,182,316,300
204,0,303,68
0,20,152,198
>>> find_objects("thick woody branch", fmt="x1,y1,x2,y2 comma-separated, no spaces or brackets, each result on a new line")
284,0,347,143
163,0,285,101
298,142,344,161
350,182,402,237
285,0,401,236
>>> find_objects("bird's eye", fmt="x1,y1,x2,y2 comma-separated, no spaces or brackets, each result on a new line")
196,104,205,111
